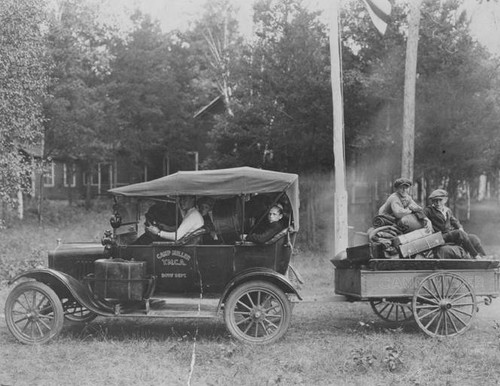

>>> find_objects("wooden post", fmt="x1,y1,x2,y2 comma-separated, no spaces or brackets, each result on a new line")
401,0,422,180
330,1,349,255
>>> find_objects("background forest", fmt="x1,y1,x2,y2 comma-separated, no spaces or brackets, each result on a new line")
1,0,500,235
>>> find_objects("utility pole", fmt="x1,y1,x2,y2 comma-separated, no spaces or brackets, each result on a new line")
330,1,349,256
401,0,422,180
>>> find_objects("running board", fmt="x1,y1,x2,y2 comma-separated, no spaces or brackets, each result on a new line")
105,296,221,318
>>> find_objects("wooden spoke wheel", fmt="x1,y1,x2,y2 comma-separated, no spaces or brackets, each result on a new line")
224,281,292,344
62,298,97,323
5,281,64,344
370,298,413,324
412,272,476,337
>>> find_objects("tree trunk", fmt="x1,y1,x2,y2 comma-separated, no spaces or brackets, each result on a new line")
38,172,44,223
17,190,23,220
466,182,471,221
85,163,93,210
478,173,487,202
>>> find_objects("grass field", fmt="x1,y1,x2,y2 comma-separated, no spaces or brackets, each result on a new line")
1,200,500,385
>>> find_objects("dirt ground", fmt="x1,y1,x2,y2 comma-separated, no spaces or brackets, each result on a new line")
461,199,500,252
1,200,500,386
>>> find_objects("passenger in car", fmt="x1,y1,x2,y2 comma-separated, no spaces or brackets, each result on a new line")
198,197,219,243
146,195,204,241
245,204,286,244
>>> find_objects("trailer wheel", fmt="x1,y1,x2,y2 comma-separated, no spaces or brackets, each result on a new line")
224,281,291,344
62,298,97,323
412,272,476,337
370,298,413,324
5,281,64,344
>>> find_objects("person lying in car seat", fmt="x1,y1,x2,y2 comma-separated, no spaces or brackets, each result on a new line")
245,204,286,244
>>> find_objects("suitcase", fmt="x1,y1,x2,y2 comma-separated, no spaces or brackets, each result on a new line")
94,259,147,301
398,232,444,258
392,228,431,247
346,243,385,264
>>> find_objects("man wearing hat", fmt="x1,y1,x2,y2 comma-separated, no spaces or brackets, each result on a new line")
424,189,486,259
378,177,431,232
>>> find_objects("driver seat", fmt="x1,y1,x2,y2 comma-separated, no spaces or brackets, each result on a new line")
176,227,209,245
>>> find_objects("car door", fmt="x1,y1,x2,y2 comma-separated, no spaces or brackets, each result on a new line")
153,245,198,293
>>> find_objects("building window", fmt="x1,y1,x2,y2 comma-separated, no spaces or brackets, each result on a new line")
63,163,76,187
84,164,98,186
84,163,113,191
43,161,55,187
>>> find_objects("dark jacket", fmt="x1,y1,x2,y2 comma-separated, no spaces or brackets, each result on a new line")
246,220,285,244
202,214,215,232
423,205,461,233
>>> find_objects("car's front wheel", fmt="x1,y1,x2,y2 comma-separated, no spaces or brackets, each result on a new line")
5,281,64,344
224,280,292,344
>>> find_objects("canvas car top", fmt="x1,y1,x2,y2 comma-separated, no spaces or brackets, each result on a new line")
108,167,300,230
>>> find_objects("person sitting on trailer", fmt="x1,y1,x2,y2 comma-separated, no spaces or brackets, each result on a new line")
377,177,432,233
423,189,487,259
146,195,204,241
244,204,286,244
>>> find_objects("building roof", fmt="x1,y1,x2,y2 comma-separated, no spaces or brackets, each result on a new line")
193,95,225,119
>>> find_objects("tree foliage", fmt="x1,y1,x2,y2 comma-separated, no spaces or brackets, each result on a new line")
204,0,336,172
108,11,201,178
189,0,244,116
415,0,499,185
2,0,500,207
341,0,500,192
0,0,49,205
43,0,119,167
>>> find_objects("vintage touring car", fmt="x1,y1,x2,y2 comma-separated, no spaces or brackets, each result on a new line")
5,167,301,345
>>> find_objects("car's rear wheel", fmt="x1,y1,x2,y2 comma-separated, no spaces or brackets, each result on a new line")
224,280,291,344
5,281,64,344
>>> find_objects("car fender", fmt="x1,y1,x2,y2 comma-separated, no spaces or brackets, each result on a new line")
8,269,112,316
217,267,302,312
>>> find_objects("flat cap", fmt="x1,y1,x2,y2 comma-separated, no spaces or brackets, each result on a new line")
429,189,448,200
394,178,412,189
